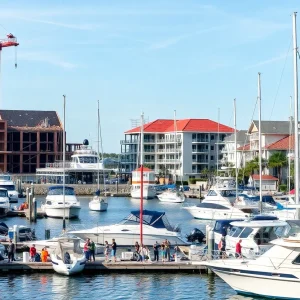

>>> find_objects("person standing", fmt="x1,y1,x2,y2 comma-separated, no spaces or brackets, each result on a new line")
153,241,159,262
41,247,49,262
134,241,141,262
7,239,15,263
84,238,91,261
104,241,110,262
89,240,96,262
111,239,117,262
235,239,242,258
165,239,171,261
29,244,37,262
161,241,166,263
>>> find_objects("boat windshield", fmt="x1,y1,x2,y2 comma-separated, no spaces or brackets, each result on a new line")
280,220,300,237
220,190,236,197
48,187,75,196
0,184,15,191
0,190,8,197
0,175,11,181
120,210,176,231
78,156,98,163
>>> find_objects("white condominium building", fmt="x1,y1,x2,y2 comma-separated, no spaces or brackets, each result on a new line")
120,119,235,181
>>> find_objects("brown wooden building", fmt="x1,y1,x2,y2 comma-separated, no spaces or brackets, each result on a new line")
0,110,64,174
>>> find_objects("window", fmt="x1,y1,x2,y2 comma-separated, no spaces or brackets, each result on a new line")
292,254,300,265
239,227,253,238
211,135,215,140
211,146,214,151
207,190,217,196
211,156,214,161
231,227,244,237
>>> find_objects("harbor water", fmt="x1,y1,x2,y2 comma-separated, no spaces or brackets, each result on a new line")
0,196,264,299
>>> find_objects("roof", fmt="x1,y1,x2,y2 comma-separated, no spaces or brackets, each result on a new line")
250,120,290,135
224,130,249,143
125,119,235,134
265,135,294,150
134,167,152,172
237,143,250,151
0,110,62,128
251,174,279,181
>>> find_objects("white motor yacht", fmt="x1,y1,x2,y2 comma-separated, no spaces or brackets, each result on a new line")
68,210,188,246
183,187,258,220
196,232,300,299
0,174,18,203
41,186,81,219
157,189,185,203
51,237,86,276
0,188,10,217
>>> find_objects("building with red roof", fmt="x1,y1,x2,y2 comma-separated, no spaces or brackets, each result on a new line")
121,118,235,179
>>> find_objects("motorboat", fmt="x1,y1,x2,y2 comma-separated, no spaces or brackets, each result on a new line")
50,237,86,276
8,225,36,242
183,187,258,220
157,188,185,203
41,186,81,219
196,233,300,299
0,174,18,203
224,216,288,258
0,188,10,217
130,167,156,199
68,210,188,246
89,190,108,212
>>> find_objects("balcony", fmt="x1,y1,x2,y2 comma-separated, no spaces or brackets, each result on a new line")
157,148,181,153
192,159,208,164
120,140,139,144
144,159,155,163
144,149,155,153
250,132,259,141
157,159,181,163
144,139,155,144
192,149,208,153
192,138,209,143
121,159,136,163
157,137,182,143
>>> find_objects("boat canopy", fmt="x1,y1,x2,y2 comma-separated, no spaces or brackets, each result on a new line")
121,210,177,232
48,186,75,196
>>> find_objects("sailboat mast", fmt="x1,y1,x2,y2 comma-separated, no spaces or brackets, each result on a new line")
62,94,66,230
288,96,293,194
293,12,300,218
258,73,263,214
140,112,144,246
234,99,238,198
174,110,177,183
97,100,100,190
217,108,220,177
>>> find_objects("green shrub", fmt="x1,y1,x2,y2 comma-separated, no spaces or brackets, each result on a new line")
176,181,189,186
188,178,207,184
279,184,287,192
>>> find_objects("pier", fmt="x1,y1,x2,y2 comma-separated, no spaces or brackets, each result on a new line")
0,259,207,274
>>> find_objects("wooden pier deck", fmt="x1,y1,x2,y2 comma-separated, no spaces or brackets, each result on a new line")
7,209,46,218
0,258,207,274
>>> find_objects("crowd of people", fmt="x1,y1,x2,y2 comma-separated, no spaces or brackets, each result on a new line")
29,244,49,262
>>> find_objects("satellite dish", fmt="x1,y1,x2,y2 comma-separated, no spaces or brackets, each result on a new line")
83,139,89,146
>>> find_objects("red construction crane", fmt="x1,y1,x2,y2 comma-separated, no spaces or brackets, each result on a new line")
0,33,19,68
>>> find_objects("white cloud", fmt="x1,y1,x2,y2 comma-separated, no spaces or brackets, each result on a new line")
245,53,291,70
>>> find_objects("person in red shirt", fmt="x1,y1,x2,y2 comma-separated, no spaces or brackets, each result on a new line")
235,239,242,258
30,244,37,262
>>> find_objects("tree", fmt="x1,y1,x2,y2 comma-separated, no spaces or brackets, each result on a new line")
158,165,170,184
245,156,267,176
268,152,287,184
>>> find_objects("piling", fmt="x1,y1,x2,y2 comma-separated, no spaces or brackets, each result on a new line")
206,226,214,275
32,198,37,222
45,229,50,240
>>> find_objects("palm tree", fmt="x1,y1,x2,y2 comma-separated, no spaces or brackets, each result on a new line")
268,152,287,184
245,156,267,176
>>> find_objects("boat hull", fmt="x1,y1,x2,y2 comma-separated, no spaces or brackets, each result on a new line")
42,205,81,219
184,207,251,220
51,255,86,276
157,193,185,203
211,266,300,300
89,198,108,211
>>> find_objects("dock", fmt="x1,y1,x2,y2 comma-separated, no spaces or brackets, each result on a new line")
0,258,207,274
7,209,46,218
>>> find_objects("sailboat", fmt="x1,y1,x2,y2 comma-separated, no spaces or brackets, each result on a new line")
41,95,81,219
157,110,185,203
89,100,108,211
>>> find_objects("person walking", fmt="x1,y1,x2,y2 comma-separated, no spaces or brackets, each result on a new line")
104,241,110,262
84,238,91,261
153,241,159,262
89,240,96,262
29,244,37,262
111,239,117,262
235,239,242,258
7,239,15,263
218,236,226,259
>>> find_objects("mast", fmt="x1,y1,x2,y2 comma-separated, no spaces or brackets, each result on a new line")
140,113,144,246
234,99,238,198
97,100,100,191
288,96,293,194
258,73,263,214
62,95,66,230
217,108,220,177
174,110,177,184
293,12,300,218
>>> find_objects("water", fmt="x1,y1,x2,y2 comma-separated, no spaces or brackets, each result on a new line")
0,197,264,299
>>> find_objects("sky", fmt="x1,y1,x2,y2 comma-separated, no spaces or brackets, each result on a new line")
0,1,299,152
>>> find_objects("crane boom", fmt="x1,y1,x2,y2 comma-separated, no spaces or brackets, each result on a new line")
0,33,19,68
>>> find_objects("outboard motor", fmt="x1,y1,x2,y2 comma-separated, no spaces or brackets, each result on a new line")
186,228,205,243
0,222,8,235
